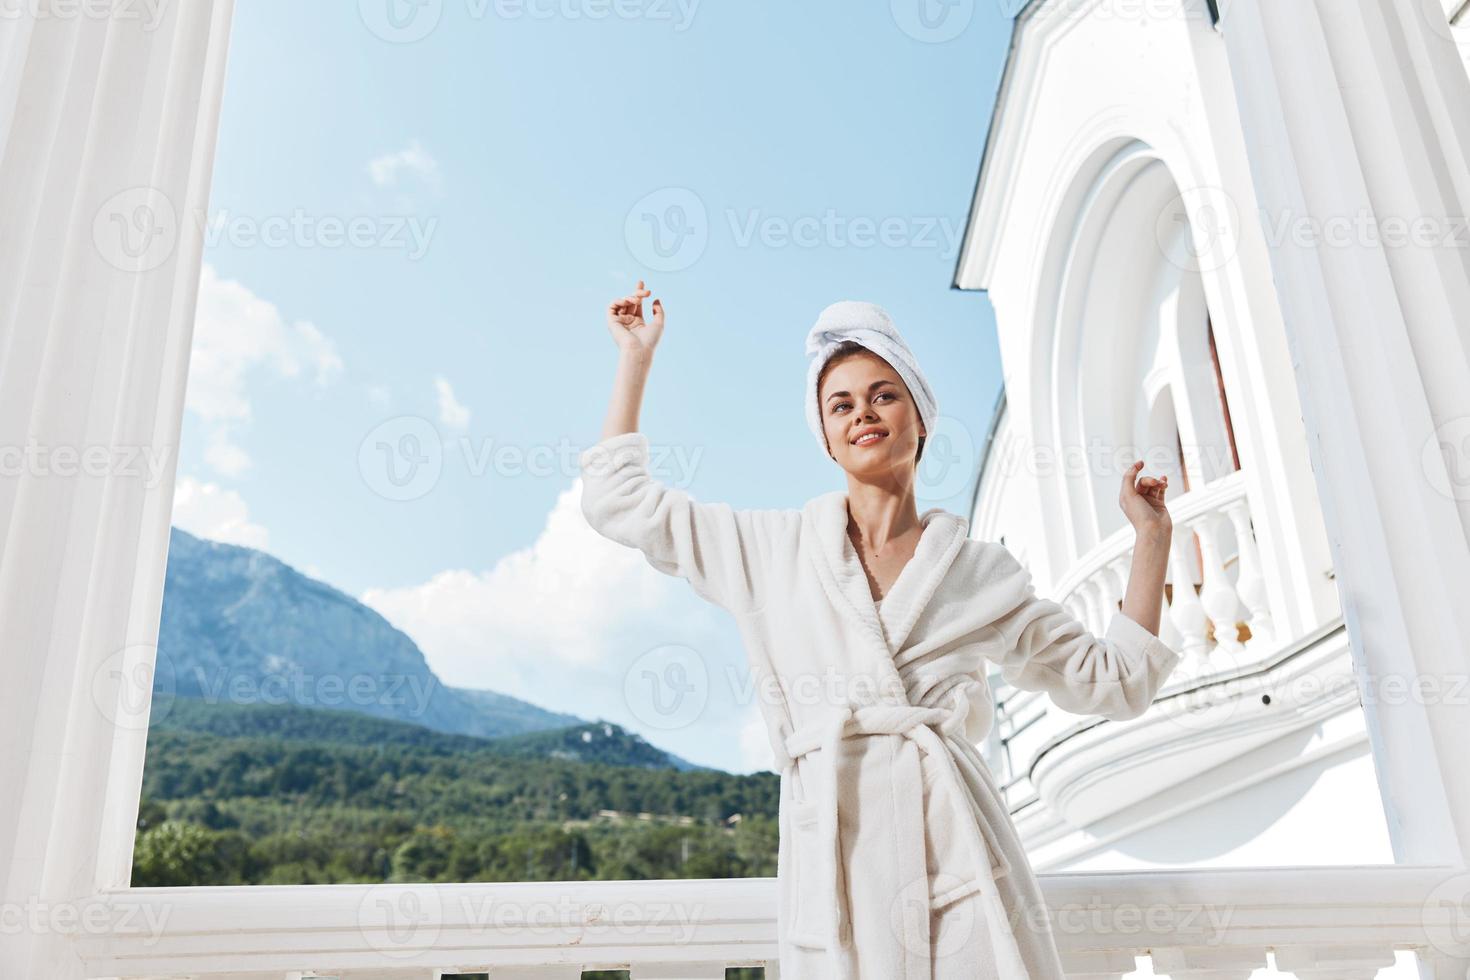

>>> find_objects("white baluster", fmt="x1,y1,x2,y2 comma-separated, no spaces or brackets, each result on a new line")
1081,577,1105,636
1167,532,1210,663
1272,944,1398,979
1222,496,1274,653
1187,510,1245,656
1062,948,1138,978
1424,952,1470,980
1149,944,1268,978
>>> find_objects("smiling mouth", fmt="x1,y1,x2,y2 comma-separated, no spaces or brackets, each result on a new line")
852,431,888,447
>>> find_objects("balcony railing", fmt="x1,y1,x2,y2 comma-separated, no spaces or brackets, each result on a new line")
1052,469,1275,667
72,866,1470,978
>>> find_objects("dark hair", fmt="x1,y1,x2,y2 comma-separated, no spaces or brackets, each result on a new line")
816,341,926,464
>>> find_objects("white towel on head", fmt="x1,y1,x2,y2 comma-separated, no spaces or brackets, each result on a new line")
803,300,939,458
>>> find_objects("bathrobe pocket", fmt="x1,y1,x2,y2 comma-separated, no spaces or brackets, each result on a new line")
921,755,1000,911
788,797,840,949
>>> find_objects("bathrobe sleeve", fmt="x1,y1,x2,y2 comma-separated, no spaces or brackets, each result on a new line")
577,430,775,613
983,544,1181,721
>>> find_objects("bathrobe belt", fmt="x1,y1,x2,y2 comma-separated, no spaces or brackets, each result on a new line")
776,699,1014,973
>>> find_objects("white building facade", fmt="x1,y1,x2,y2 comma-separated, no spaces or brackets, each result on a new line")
955,0,1470,975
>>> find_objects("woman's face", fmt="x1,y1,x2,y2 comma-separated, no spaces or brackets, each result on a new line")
818,350,926,476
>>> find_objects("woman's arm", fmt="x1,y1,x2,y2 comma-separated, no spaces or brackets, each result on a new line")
982,462,1180,721
1117,459,1172,636
580,282,777,613
599,280,663,439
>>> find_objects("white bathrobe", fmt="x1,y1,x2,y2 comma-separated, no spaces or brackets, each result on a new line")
578,431,1182,980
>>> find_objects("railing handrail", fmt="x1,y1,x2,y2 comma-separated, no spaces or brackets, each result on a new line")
1052,468,1249,600
73,863,1470,976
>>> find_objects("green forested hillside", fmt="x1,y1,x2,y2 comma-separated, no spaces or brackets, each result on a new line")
134,699,779,888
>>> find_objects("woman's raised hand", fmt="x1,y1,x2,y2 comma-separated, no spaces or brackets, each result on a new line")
1119,460,1172,538
605,280,665,356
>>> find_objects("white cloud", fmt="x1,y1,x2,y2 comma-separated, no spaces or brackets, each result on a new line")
204,428,251,477
367,138,441,192
361,484,666,676
739,706,778,775
171,476,270,549
367,384,392,410
358,481,753,769
188,264,343,476
434,376,470,430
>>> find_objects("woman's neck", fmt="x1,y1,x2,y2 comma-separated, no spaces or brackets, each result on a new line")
844,481,921,555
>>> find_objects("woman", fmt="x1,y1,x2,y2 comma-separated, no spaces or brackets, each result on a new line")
578,280,1180,979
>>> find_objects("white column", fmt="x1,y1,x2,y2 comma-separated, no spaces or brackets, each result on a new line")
1216,0,1470,869
0,2,235,977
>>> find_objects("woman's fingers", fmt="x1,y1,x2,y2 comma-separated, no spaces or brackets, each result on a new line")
1122,460,1143,495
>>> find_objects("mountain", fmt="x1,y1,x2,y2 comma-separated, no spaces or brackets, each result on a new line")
157,527,703,770
153,695,710,771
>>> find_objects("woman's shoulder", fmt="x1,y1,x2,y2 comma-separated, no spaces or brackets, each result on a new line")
956,537,1030,583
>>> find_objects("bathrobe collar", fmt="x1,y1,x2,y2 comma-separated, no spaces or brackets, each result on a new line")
802,490,971,657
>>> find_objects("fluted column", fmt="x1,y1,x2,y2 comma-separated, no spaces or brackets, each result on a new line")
1217,0,1470,877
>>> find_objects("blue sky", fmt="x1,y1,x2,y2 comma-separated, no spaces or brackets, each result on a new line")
170,0,1017,773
